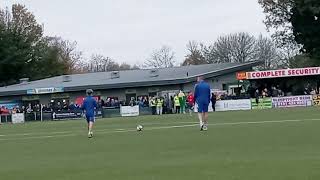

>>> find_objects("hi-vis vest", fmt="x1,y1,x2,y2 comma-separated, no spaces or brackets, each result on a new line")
151,99,156,107
174,96,180,106
157,99,163,107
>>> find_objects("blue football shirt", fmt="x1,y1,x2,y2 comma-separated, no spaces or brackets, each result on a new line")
82,96,97,117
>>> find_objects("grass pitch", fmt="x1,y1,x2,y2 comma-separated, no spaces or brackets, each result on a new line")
1,107,320,180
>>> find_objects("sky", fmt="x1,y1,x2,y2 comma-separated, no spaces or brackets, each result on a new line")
0,0,269,65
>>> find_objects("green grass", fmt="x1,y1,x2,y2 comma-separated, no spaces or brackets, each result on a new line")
1,107,320,180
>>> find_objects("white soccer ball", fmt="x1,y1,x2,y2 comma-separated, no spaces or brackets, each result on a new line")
136,125,143,131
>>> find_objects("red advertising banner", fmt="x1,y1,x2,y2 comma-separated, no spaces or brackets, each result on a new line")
236,72,247,80
75,96,99,106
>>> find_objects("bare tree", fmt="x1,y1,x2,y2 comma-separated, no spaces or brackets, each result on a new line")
198,32,257,64
214,32,257,63
119,62,131,70
182,41,206,66
46,36,83,73
89,54,118,72
255,35,280,70
184,33,289,70
145,45,175,68
277,42,301,68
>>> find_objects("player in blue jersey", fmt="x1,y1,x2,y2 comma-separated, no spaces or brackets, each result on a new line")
194,76,211,131
82,89,97,138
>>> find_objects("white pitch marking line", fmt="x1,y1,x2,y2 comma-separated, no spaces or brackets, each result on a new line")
0,122,197,137
0,118,320,141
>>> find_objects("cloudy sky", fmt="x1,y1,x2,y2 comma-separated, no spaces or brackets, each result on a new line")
1,0,269,65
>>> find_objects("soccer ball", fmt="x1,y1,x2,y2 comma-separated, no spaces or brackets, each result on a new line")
136,125,143,131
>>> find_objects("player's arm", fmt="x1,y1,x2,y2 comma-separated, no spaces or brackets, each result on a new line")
81,100,86,114
207,86,211,103
194,84,199,103
94,99,98,109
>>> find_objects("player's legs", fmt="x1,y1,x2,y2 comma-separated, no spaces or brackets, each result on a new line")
198,103,209,131
198,112,203,129
197,103,204,129
156,106,160,115
203,112,209,130
188,105,192,115
181,105,185,114
202,104,209,130
88,121,94,132
86,116,95,138
160,107,163,115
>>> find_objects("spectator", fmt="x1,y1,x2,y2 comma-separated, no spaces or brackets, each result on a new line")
211,92,217,112
262,88,268,98
129,97,136,106
187,92,195,115
272,86,279,97
255,89,260,104
163,95,169,114
178,91,186,114
69,102,75,111
174,94,180,114
100,99,105,107
143,96,149,107
170,96,174,113
27,104,33,113
156,97,163,115
63,101,68,110
11,107,17,114
106,98,111,107
304,87,310,95
138,97,144,107
110,99,115,107
150,97,156,115
0,106,9,115
16,106,21,113
21,106,25,113
115,99,120,107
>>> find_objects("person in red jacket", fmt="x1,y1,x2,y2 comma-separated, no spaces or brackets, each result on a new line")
187,92,195,116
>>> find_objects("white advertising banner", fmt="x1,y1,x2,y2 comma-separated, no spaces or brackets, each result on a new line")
215,99,251,111
11,113,25,124
194,99,251,112
272,95,312,108
120,105,139,117
245,67,320,79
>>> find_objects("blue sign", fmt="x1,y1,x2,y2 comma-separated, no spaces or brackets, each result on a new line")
0,101,21,110
27,87,64,95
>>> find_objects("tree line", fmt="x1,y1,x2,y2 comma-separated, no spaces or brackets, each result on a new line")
0,4,138,86
0,1,319,86
146,0,320,69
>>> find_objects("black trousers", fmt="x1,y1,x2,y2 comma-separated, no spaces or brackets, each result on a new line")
212,102,216,112
151,106,156,115
163,106,167,114
176,106,180,114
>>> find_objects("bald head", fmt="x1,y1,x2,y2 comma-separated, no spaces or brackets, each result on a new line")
197,76,204,82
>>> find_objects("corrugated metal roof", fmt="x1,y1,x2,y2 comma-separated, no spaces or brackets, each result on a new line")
0,61,260,96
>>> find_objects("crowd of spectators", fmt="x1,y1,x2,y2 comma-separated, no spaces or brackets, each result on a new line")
124,91,197,115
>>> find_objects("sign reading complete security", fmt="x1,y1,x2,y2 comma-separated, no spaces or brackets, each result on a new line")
237,67,320,80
